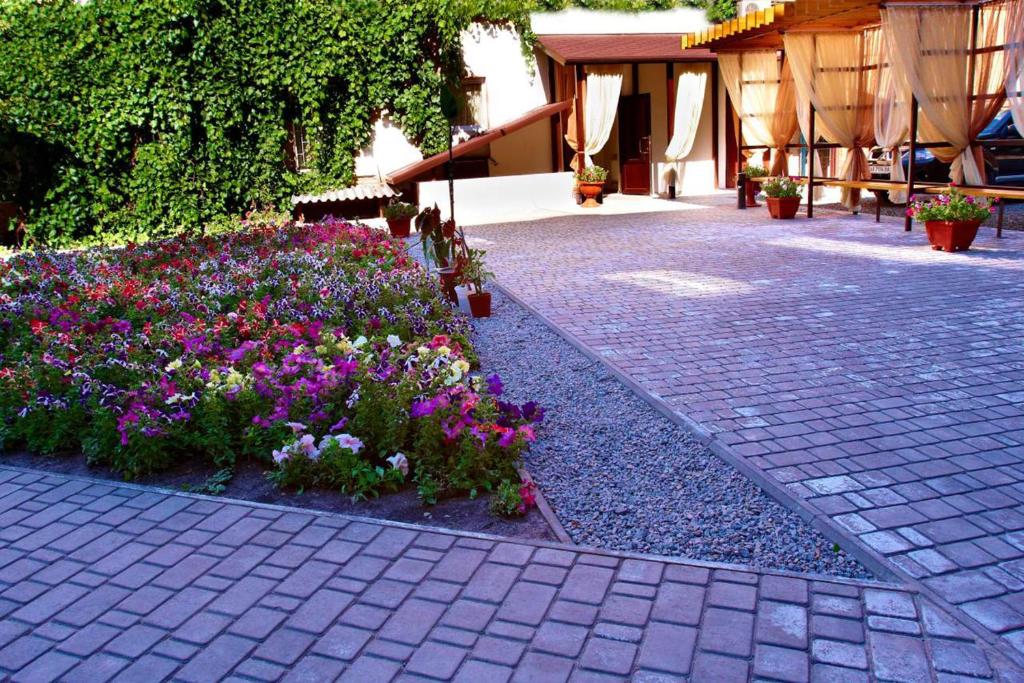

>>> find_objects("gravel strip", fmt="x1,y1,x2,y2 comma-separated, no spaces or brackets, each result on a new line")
472,288,871,578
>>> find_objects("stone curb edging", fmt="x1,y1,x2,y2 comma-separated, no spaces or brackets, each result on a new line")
0,462,903,589
489,278,1024,670
516,465,574,545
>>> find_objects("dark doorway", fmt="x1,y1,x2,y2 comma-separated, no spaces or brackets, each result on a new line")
618,93,652,195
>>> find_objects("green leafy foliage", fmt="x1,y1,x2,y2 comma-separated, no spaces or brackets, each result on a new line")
701,0,737,23
0,0,533,247
0,0,719,247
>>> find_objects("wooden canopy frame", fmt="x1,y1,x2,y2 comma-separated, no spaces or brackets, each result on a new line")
708,0,1023,230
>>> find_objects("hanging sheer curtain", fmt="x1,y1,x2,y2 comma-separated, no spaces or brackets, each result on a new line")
871,26,908,204
719,51,797,173
665,68,708,160
565,66,623,169
882,3,1011,185
1009,0,1024,131
785,32,879,211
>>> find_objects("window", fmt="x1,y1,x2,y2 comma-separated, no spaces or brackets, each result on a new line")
286,122,312,172
455,77,488,129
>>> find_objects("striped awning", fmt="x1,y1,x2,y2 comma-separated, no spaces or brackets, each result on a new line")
291,183,397,206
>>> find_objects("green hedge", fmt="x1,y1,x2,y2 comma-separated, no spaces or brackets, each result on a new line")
0,0,726,247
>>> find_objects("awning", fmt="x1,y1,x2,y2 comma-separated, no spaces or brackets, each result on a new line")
387,100,573,185
683,0,884,51
539,34,715,64
291,182,397,206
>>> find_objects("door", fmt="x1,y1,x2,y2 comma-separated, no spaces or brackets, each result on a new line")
618,94,652,195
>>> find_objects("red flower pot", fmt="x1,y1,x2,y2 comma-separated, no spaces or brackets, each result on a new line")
766,196,801,219
437,267,459,305
925,219,981,252
386,216,411,238
468,292,492,318
745,179,762,207
578,181,603,208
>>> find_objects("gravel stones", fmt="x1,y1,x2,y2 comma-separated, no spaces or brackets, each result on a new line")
472,288,870,579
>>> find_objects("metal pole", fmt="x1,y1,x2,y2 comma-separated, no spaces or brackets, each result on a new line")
905,94,919,232
807,102,816,218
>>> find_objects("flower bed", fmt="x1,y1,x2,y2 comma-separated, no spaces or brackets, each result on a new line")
0,220,540,505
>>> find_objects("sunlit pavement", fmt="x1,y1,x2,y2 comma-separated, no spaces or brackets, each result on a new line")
469,193,1024,668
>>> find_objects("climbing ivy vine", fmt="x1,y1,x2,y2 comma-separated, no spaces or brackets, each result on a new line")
0,0,725,247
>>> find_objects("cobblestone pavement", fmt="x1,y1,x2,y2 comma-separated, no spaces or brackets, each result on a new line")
1,467,1022,682
467,195,1024,664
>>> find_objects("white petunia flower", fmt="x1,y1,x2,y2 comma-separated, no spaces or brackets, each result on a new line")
387,453,409,476
353,335,368,348
386,334,402,348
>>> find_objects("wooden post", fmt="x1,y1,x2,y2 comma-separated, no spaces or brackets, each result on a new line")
548,56,561,173
967,3,981,184
574,64,586,171
666,63,675,140
711,61,720,189
905,94,919,232
807,102,815,218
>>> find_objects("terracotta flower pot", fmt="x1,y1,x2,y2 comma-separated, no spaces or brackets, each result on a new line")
766,196,801,219
386,216,411,238
745,179,762,207
437,267,459,304
468,292,492,318
925,219,981,252
578,181,603,208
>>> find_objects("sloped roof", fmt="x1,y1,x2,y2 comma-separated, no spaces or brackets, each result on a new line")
291,183,397,206
387,100,573,186
538,34,715,64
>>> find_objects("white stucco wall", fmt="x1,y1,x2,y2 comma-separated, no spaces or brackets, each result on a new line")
531,7,708,34
460,24,548,128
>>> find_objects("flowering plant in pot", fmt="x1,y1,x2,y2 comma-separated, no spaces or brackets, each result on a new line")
575,165,608,208
743,164,769,207
760,176,802,219
383,200,416,238
462,248,495,318
416,204,465,303
907,186,994,252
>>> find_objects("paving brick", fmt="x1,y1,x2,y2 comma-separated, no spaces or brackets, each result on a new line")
867,631,931,682
636,622,696,674
175,634,255,682
0,458,1017,681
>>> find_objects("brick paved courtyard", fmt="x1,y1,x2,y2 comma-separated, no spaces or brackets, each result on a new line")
467,194,1024,666
1,466,1022,681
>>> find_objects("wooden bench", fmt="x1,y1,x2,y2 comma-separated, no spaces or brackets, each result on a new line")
819,179,946,222
920,185,1024,237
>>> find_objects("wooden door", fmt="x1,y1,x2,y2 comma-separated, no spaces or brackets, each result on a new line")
618,94,652,195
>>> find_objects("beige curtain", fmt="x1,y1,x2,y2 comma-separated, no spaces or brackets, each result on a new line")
565,66,623,169
665,67,707,160
882,3,1011,185
1006,0,1024,133
719,51,797,174
871,26,908,204
785,32,879,211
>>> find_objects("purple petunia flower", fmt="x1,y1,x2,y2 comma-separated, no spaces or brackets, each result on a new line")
486,373,503,397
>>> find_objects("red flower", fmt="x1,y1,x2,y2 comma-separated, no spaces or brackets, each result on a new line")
29,319,46,336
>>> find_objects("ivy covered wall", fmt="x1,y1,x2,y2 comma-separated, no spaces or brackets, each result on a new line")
0,0,729,246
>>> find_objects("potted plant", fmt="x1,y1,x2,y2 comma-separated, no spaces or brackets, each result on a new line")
415,204,464,303
761,176,802,219
383,200,416,238
462,248,494,318
743,164,769,207
907,186,994,252
575,165,608,208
